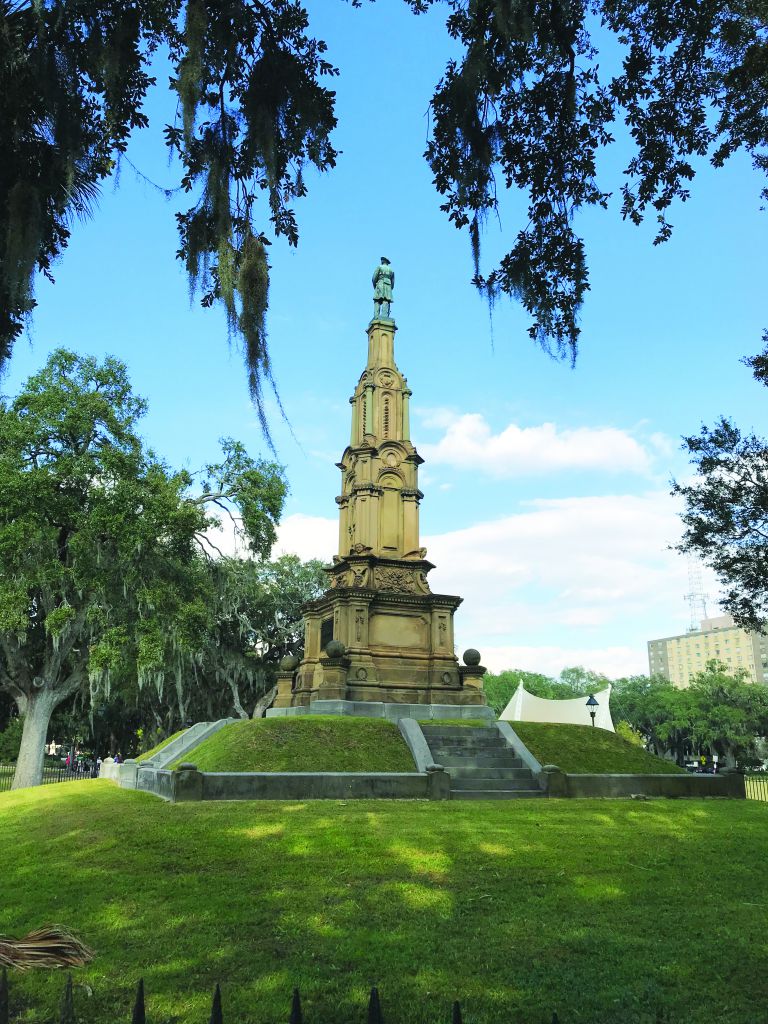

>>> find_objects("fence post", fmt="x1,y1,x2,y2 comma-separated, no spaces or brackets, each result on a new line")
367,986,383,1024
131,978,145,1024
209,983,222,1024
59,975,75,1024
0,967,8,1024
289,988,303,1024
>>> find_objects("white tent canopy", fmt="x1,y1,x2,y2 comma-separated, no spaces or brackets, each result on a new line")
500,682,615,732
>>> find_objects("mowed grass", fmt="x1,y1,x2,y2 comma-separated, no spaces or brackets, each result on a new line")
170,717,416,772
511,722,687,774
2,784,767,1024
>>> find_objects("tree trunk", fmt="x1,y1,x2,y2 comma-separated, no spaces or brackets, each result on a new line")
252,684,277,719
229,680,249,720
12,689,59,790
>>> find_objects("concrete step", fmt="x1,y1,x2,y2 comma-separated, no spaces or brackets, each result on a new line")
450,789,545,800
437,753,525,769
430,742,509,755
421,726,499,739
428,734,506,745
447,765,533,780
450,776,536,792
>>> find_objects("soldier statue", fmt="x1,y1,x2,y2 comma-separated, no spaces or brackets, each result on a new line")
372,257,395,320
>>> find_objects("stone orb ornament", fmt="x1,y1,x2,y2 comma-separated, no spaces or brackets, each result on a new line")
325,639,347,659
462,649,482,666
279,654,300,671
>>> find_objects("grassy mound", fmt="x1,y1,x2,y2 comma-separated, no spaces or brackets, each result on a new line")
136,729,185,763
511,722,686,774
170,716,416,773
1,783,765,1024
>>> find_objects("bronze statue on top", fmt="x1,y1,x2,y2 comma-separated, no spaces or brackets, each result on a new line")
372,257,394,320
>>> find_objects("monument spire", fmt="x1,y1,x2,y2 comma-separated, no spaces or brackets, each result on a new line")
270,258,487,713
341,259,419,560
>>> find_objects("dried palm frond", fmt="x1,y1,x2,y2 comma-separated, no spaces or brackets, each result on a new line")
0,927,94,971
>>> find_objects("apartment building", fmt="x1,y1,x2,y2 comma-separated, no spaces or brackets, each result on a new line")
647,614,768,687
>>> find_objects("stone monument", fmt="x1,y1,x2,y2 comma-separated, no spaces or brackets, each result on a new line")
270,260,489,718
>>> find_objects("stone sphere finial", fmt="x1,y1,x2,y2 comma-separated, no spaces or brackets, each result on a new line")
325,639,347,659
462,649,482,666
279,654,300,671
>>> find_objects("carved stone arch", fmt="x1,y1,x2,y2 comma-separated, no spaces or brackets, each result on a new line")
378,440,409,461
377,369,399,388
378,469,404,489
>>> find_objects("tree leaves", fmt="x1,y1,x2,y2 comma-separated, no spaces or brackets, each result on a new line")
3,1,766,405
675,417,768,632
0,350,290,775
424,0,767,360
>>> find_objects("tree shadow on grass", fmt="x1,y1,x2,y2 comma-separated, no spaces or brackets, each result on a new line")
1,784,768,1024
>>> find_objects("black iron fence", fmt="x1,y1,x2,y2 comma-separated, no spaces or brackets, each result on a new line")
0,764,95,794
0,972,562,1024
745,774,768,801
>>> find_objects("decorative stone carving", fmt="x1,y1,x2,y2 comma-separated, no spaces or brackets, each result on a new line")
373,566,433,594
354,608,365,642
351,566,368,588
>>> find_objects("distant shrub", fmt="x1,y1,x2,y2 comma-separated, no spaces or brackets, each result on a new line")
0,717,23,762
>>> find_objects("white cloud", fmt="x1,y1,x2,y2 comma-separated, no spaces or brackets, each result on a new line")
419,412,658,476
272,491,718,678
274,513,337,562
429,492,726,675
477,645,642,680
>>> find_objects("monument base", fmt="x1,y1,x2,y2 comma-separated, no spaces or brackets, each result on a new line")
266,699,496,722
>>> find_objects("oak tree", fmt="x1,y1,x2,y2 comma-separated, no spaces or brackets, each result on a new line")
0,349,286,787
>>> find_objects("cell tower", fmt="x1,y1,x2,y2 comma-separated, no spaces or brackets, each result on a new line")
685,555,709,632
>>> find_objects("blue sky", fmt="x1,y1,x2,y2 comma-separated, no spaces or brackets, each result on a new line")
5,2,767,677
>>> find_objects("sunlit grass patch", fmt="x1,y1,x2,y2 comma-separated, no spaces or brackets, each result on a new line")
171,716,416,773
1,784,767,1024
511,722,687,774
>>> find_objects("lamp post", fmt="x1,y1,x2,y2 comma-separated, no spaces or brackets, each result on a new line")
586,693,598,727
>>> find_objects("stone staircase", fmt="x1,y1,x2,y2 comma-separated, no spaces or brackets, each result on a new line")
420,725,544,800
142,718,236,769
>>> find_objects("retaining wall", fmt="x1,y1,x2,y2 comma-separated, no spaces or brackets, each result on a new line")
101,758,447,802
543,770,746,799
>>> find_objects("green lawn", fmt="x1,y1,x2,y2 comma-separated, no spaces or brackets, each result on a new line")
2,783,766,1024
511,722,687,774
170,716,416,772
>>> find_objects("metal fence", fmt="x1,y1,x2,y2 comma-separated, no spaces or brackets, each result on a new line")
745,774,768,801
0,973,562,1024
0,764,95,794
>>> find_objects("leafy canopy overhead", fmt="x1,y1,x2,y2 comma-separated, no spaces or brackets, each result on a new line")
2,0,766,411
